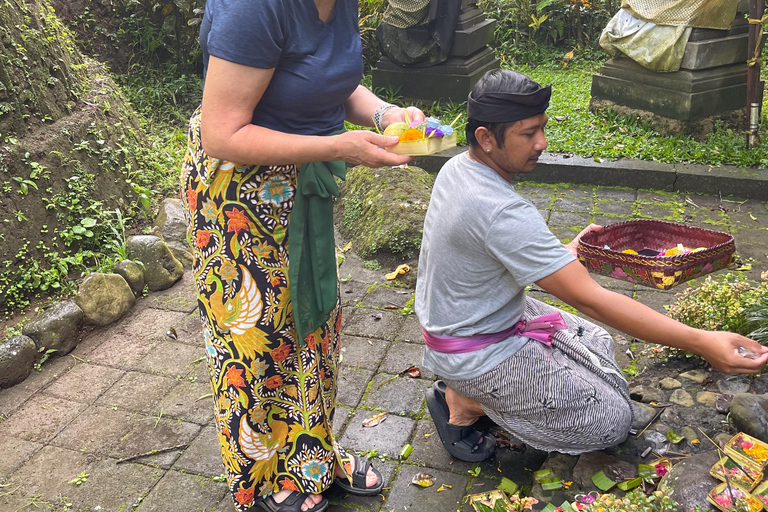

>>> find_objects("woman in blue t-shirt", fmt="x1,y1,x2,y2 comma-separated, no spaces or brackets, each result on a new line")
180,1,423,511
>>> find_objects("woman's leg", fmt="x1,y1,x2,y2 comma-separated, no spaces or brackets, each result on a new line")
443,297,632,455
181,109,338,511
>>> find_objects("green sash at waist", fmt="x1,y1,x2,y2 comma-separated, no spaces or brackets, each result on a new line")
288,145,346,344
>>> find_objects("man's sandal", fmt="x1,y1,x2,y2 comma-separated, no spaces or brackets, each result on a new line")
254,492,328,512
426,380,497,462
333,451,384,496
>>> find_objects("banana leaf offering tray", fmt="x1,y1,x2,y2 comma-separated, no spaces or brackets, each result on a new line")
384,115,459,156
577,219,736,290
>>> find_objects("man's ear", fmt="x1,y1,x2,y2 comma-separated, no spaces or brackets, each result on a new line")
474,126,494,150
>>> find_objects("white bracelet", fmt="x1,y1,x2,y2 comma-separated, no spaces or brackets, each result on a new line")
373,103,397,133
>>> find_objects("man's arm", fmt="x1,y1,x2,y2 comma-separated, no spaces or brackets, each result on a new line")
535,260,768,374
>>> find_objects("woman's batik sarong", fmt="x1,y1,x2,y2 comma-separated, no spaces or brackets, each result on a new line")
180,108,342,511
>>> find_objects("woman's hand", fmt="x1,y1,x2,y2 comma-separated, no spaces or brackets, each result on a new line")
381,106,426,130
694,330,768,374
564,224,602,258
332,130,413,167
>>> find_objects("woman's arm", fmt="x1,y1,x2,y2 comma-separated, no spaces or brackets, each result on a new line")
535,260,768,374
201,57,413,167
344,85,425,129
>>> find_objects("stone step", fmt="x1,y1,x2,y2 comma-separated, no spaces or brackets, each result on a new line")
372,48,500,102
450,18,496,58
681,32,749,70
591,58,747,120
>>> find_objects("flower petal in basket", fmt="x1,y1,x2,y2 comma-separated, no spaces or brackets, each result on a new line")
576,219,736,290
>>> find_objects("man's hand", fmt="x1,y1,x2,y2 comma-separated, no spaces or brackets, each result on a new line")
564,224,602,258
694,331,768,374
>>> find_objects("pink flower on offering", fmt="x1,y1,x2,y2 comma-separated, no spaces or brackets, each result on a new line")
715,494,733,508
655,463,668,477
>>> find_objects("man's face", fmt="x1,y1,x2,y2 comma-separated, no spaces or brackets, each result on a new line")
489,113,548,177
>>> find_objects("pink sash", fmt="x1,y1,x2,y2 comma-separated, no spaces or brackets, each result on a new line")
421,312,567,354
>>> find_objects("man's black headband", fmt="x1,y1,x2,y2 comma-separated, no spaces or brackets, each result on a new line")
467,85,552,123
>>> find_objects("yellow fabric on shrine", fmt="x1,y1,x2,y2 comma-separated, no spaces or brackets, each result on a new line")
622,0,739,30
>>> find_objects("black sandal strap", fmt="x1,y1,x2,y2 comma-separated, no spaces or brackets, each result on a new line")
350,454,372,489
258,492,324,512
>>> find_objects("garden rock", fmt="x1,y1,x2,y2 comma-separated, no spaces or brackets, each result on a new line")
696,391,719,408
74,273,135,327
113,259,145,295
629,384,663,404
658,377,681,390
0,335,37,388
730,393,768,442
572,452,635,491
658,450,719,512
630,400,655,430
126,235,184,291
679,369,709,383
717,376,750,395
531,452,581,503
21,300,83,355
669,389,694,407
154,198,193,269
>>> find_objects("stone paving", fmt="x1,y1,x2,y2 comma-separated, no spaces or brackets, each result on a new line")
1,181,767,512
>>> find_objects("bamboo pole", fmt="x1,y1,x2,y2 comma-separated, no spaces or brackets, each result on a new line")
746,0,766,148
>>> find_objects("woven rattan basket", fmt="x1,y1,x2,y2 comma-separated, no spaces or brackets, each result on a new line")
577,219,736,290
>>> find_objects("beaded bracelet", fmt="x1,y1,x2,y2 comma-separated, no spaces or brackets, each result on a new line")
373,103,397,133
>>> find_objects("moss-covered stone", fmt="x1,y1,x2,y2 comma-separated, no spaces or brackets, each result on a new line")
336,165,434,260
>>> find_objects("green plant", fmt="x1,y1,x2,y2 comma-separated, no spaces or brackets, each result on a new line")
575,489,678,512
666,273,768,336
746,301,768,343
70,471,89,486
33,348,58,371
363,260,382,271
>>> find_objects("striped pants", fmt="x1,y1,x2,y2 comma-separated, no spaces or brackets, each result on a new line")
443,297,633,455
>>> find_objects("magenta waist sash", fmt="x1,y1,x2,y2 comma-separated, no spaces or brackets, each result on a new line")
421,312,568,354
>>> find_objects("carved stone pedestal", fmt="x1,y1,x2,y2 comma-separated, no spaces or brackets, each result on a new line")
589,0,760,137
371,0,499,103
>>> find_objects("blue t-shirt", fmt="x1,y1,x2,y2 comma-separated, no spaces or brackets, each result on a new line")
200,0,363,135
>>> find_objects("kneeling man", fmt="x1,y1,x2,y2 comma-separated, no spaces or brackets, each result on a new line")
416,69,768,462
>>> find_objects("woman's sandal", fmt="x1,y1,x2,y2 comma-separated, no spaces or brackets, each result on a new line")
426,380,497,462
255,492,328,512
333,451,385,496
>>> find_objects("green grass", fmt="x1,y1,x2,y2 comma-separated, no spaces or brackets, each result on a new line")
364,52,768,169
524,60,768,168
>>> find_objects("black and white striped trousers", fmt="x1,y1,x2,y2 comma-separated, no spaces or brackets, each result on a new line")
443,296,633,455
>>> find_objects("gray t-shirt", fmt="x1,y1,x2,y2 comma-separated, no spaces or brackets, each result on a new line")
415,152,575,380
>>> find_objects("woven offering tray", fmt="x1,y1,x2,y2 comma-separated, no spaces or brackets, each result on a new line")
708,483,763,512
710,456,763,491
577,219,736,290
725,433,768,470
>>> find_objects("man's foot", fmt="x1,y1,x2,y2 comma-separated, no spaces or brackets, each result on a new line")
426,380,497,462
259,491,327,512
333,451,384,496
445,386,485,426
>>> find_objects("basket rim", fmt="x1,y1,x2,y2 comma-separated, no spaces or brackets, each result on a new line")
578,219,734,261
